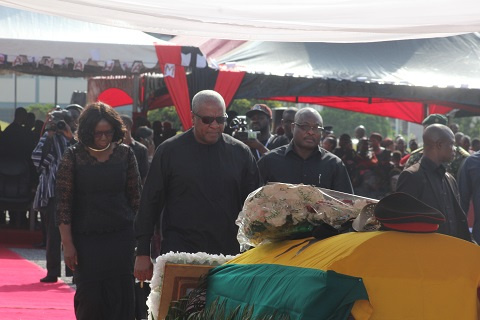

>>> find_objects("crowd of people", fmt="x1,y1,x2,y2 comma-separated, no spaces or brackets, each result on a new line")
1,90,480,319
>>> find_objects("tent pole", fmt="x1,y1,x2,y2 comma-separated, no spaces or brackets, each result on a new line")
423,103,429,118
54,76,58,107
133,75,140,113
14,73,17,109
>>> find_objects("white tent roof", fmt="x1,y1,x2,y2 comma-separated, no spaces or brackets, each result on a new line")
0,6,172,75
1,0,480,43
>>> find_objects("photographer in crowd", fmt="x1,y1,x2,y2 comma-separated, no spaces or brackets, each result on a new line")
32,104,82,283
240,104,289,161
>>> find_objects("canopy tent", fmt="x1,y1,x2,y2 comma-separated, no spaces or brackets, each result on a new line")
2,0,480,43
0,5,176,77
5,2,480,126
0,6,207,129
211,35,480,123
131,34,480,124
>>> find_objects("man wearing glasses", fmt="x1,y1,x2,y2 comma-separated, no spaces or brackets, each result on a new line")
257,107,353,194
134,90,261,282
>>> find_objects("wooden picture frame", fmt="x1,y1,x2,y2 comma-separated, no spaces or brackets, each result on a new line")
158,263,214,319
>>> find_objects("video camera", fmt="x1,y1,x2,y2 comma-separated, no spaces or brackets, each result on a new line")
46,108,72,131
230,116,259,141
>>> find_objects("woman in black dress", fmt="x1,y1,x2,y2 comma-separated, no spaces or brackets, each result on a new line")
56,102,141,320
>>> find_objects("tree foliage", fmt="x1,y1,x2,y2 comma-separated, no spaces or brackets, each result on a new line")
452,116,480,139
25,103,56,122
147,107,182,130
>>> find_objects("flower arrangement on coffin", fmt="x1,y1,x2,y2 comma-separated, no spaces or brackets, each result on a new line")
147,251,238,320
236,183,378,250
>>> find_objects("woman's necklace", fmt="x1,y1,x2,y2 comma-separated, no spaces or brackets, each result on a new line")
88,143,111,152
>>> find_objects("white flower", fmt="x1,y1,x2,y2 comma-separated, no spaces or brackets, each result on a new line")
147,252,238,320
236,183,377,249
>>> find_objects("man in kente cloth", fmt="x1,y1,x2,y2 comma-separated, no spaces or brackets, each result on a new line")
134,90,261,282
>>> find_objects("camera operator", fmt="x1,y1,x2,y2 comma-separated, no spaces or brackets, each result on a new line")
32,105,82,283
238,104,289,161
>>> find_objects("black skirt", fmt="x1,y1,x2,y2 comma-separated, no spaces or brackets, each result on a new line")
73,227,135,320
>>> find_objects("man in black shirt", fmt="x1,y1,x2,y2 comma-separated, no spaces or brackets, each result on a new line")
240,104,289,161
257,107,353,194
121,115,149,184
280,107,298,142
134,90,261,282
396,124,471,241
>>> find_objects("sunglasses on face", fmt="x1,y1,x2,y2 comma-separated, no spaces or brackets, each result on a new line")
193,112,228,125
93,130,114,138
294,123,324,133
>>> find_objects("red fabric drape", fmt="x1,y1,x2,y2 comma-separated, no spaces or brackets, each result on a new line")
214,69,246,108
266,96,458,124
154,44,192,130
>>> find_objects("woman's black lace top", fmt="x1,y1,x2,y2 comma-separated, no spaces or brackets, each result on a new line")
55,143,141,234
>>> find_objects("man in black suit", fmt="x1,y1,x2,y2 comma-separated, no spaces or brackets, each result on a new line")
396,124,471,241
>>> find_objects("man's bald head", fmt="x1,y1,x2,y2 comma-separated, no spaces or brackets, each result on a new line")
423,124,455,164
423,124,453,146
354,125,366,139
294,107,323,125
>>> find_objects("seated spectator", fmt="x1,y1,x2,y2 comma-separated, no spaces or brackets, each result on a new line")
353,125,367,150
162,121,177,140
472,138,480,152
455,132,464,146
408,139,418,153
121,115,150,183
369,133,391,197
322,135,337,152
353,138,379,197
461,135,473,154
134,115,151,131
275,126,285,136
334,134,357,185
369,133,390,164
381,138,394,152
388,151,404,193
135,126,155,163
321,126,334,144
280,108,298,142
33,120,45,145
395,136,408,157
152,120,164,147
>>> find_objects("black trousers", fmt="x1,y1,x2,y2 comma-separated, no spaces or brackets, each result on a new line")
74,275,135,320
44,199,72,277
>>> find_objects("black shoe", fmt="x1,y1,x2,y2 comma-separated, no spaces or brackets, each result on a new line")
40,276,58,283
33,242,46,249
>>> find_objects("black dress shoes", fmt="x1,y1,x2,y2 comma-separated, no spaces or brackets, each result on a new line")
40,275,58,283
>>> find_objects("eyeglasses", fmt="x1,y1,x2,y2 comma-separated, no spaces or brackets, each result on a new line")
193,112,228,125
294,123,324,133
94,130,114,138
